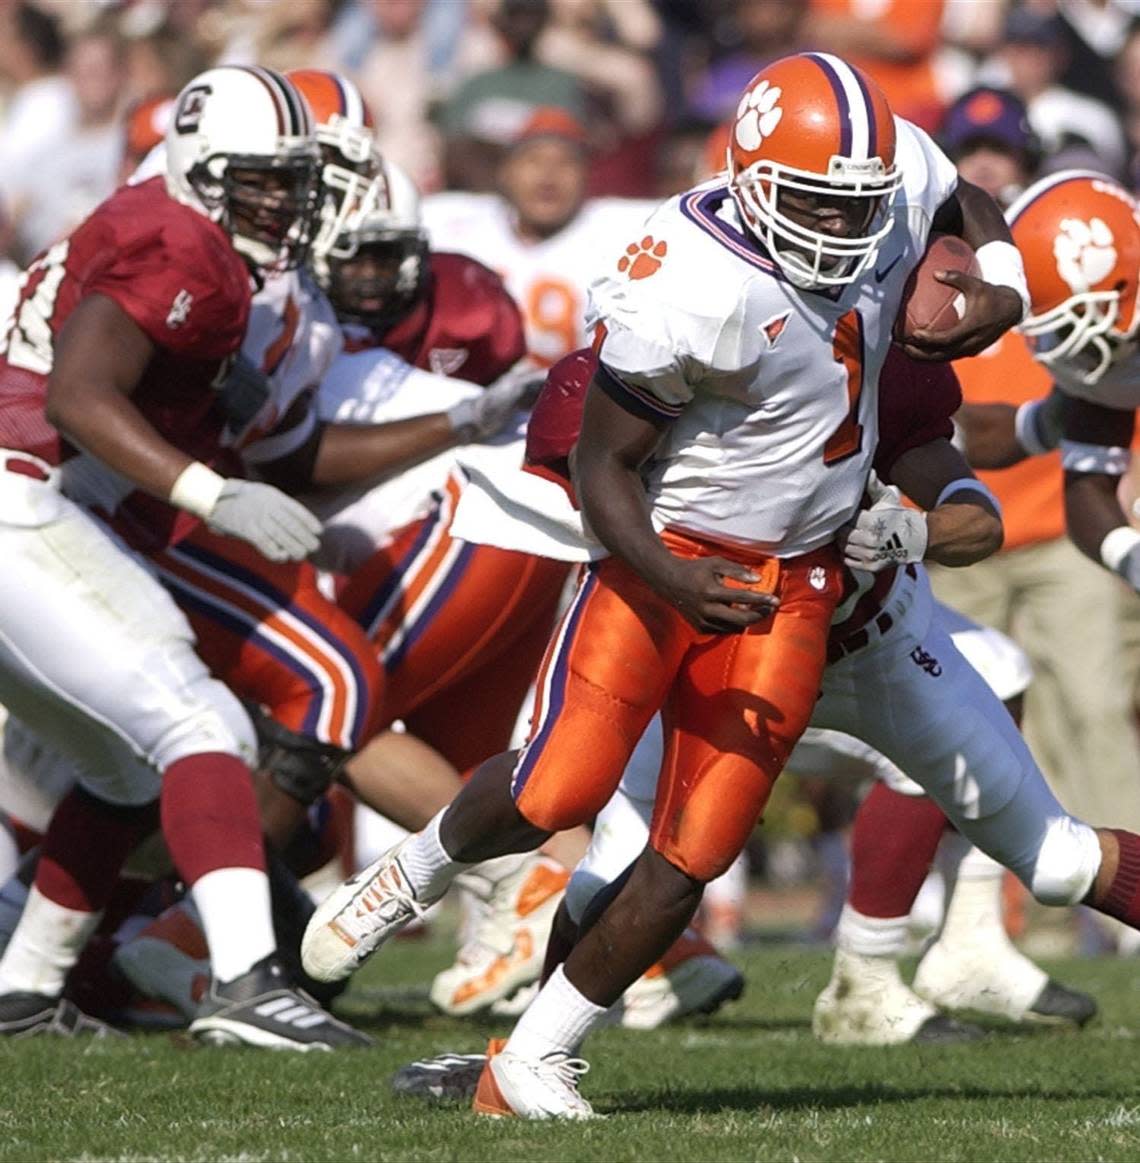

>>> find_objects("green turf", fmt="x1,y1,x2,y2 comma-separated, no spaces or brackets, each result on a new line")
4,939,1140,1162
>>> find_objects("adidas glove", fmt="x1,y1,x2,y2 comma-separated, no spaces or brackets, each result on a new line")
447,365,544,441
170,462,322,563
841,483,928,573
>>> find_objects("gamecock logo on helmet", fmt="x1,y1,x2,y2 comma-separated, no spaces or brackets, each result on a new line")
174,85,212,135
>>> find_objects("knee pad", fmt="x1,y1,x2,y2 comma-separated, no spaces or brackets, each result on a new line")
1029,816,1102,906
251,707,351,807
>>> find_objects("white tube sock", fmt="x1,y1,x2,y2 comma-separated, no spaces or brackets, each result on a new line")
0,885,101,996
398,810,471,901
835,903,910,959
505,964,608,1060
191,866,275,984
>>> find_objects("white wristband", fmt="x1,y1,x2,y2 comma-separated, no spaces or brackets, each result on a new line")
976,239,1030,322
169,461,226,519
1099,525,1140,573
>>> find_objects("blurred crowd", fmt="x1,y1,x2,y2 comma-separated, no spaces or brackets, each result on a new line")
5,0,1140,267
4,0,1140,952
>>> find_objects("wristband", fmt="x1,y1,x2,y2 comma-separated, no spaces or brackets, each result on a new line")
169,460,226,519
975,240,1030,322
1014,399,1053,456
1100,526,1140,573
934,477,1002,516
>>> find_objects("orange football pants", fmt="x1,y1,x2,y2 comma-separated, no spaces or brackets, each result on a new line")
153,526,384,752
511,530,843,882
338,472,570,772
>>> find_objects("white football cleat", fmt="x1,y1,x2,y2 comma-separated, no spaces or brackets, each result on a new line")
913,935,1097,1027
473,1039,597,1120
615,929,744,1030
392,1051,488,1101
302,840,435,983
430,855,568,1016
813,949,982,1045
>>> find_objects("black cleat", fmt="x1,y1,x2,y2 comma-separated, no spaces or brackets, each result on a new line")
0,991,124,1039
911,1014,986,1044
1026,979,1098,1028
189,954,372,1051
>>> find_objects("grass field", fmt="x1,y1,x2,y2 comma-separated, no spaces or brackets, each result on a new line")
3,934,1140,1162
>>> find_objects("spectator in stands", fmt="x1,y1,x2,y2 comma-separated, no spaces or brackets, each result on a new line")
985,5,1127,180
439,0,585,191
0,3,75,211
6,18,127,260
803,0,948,129
929,86,1140,954
688,0,804,127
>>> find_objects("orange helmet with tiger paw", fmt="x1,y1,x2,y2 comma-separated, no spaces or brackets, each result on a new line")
1008,170,1140,385
726,52,902,289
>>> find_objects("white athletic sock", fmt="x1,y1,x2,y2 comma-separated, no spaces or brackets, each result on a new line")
939,844,1008,945
191,867,275,984
0,885,101,996
835,904,910,959
505,964,608,1060
398,810,471,901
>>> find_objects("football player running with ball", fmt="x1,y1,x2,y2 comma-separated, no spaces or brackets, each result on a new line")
304,52,1030,1111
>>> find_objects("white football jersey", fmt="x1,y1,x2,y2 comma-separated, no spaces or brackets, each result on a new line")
421,193,658,367
586,118,958,556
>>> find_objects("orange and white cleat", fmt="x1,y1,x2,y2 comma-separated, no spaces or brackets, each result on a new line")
473,1037,597,1120
615,928,744,1029
430,855,569,1016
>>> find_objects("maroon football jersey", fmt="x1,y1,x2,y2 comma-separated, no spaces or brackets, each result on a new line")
345,252,526,386
0,177,251,469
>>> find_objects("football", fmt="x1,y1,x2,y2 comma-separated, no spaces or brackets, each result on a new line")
895,234,982,340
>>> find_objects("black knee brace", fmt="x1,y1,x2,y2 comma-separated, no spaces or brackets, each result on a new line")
249,707,351,806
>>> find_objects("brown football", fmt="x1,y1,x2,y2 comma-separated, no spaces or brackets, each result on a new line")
895,234,982,340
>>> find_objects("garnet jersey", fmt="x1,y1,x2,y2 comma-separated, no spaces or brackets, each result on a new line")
422,194,658,367
0,177,249,486
588,117,959,556
341,251,525,386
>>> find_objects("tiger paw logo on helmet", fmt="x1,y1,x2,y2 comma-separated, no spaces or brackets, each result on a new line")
1054,217,1117,293
734,80,783,152
618,236,667,280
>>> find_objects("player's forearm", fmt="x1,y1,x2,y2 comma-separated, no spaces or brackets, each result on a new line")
1065,471,1132,567
575,448,677,586
46,381,192,499
309,415,458,488
924,501,1003,566
956,403,1028,469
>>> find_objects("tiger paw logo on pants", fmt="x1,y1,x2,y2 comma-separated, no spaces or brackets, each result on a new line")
734,80,783,151
618,236,668,279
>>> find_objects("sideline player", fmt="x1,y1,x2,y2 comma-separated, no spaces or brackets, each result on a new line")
304,52,1030,1113
0,67,366,1047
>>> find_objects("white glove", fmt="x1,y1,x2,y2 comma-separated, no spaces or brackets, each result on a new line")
207,480,322,563
447,365,544,441
169,462,322,563
841,483,928,572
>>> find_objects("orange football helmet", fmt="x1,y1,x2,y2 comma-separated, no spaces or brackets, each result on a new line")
726,52,902,288
1008,170,1140,384
286,69,383,261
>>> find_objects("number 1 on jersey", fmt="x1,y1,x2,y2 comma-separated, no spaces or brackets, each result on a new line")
823,308,865,466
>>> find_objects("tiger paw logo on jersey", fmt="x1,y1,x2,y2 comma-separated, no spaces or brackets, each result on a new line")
618,236,668,280
1054,217,1117,294
733,80,783,152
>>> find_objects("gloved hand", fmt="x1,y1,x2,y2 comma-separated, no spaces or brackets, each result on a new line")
447,365,545,441
207,479,323,563
840,481,928,572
